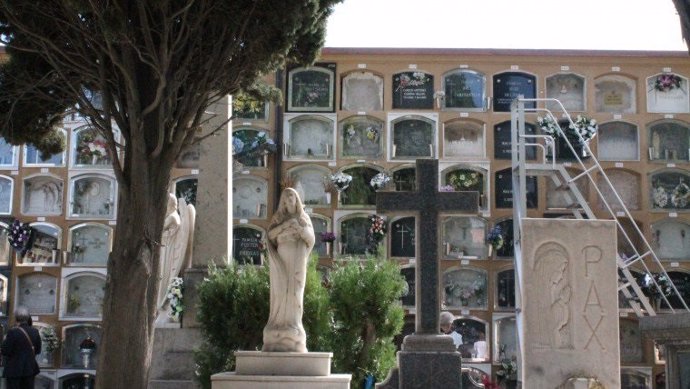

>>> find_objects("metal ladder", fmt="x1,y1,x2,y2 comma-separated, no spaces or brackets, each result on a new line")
510,97,690,317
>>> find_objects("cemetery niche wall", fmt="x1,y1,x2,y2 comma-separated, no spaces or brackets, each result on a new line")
442,120,485,159
392,71,434,109
389,216,415,258
69,174,116,219
61,271,105,319
0,175,13,215
286,63,336,112
652,219,690,260
594,74,636,114
646,72,690,113
67,223,112,266
389,114,436,160
597,121,640,161
284,114,336,160
232,176,268,219
21,223,60,265
597,169,641,211
341,71,383,112
22,174,63,216
16,273,57,315
648,120,690,162
443,69,487,111
71,127,111,168
546,73,586,112
340,116,384,159
0,138,18,168
443,267,488,309
650,169,690,210
493,71,536,112
290,165,332,207
24,131,66,166
232,226,264,265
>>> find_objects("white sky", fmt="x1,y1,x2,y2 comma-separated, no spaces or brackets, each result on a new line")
325,0,688,51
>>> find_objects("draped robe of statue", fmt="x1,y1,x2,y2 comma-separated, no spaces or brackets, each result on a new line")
262,188,314,352
155,193,196,325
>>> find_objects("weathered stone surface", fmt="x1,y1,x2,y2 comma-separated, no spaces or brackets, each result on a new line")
211,373,351,389
519,218,620,389
235,351,332,376
148,327,202,388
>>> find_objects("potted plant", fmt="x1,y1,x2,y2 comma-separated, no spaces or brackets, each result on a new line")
79,336,97,368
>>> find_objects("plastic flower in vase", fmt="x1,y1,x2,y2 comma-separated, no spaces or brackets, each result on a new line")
7,220,32,254
40,326,61,353
167,277,184,321
537,115,561,138
486,225,504,250
448,171,480,190
653,186,669,208
672,179,690,208
369,172,391,190
367,214,387,244
330,172,353,193
568,115,598,145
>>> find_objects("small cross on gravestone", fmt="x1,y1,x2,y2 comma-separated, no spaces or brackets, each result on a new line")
376,159,479,389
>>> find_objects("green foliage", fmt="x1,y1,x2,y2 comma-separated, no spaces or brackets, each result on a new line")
329,257,406,389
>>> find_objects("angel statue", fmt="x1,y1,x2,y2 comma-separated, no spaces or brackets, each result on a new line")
155,193,196,326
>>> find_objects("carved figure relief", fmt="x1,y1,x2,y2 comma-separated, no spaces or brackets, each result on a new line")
533,242,573,349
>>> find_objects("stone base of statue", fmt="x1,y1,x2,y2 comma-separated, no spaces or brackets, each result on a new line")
211,351,351,389
376,335,462,389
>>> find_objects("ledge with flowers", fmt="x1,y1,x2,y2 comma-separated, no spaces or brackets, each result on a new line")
537,114,598,160
232,130,277,170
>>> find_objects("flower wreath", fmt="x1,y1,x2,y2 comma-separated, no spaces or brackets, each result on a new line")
330,172,353,192
654,74,683,92
448,170,481,190
7,220,32,253
370,172,391,190
653,186,668,208
486,225,504,250
672,180,690,208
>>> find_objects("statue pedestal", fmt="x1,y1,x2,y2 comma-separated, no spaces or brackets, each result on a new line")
211,351,351,389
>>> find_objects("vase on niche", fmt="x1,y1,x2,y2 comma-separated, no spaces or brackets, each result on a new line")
91,155,98,165
80,348,93,368
325,242,331,256
325,192,331,205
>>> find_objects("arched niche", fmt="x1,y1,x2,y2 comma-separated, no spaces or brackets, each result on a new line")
61,323,101,369
545,72,586,112
392,71,434,109
0,221,10,265
619,318,643,363
649,169,690,210
286,65,335,112
493,314,518,362
340,165,382,207
594,73,636,114
597,121,639,161
67,223,112,266
494,218,515,258
232,176,268,219
0,175,13,215
389,114,437,160
71,126,111,168
493,71,536,112
597,169,641,211
646,72,690,113
442,165,488,210
495,267,516,310
232,225,265,266
620,367,652,388
389,216,415,258
176,141,200,169
69,174,117,219
494,121,536,160
284,114,336,160
21,222,61,265
288,165,331,207
545,167,589,210
652,219,690,260
0,137,18,168
22,174,63,216
341,70,384,112
391,166,415,192
61,271,106,319
442,267,488,309
16,273,57,315
442,69,487,111
337,213,373,256
33,321,57,367
232,127,271,168
451,315,489,360
494,168,538,209
309,214,330,257
441,216,488,259
59,373,96,388
24,129,66,166
174,176,198,206
648,120,690,161
442,119,485,160
339,115,384,159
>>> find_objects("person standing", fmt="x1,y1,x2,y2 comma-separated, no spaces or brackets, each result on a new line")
440,311,463,349
1,306,40,389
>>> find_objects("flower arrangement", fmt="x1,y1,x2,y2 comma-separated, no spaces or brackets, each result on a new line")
330,172,353,192
167,277,184,321
496,356,518,382
486,225,504,250
368,215,387,243
447,170,481,190
232,131,277,159
653,186,668,208
439,185,455,192
538,115,598,145
672,180,690,208
370,172,391,190
643,273,673,299
365,126,379,142
40,326,61,353
320,232,336,243
655,74,683,92
77,132,108,164
79,336,96,350
537,115,561,137
7,220,32,253
395,72,429,91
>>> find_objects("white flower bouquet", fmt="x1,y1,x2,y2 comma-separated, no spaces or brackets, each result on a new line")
167,277,184,321
330,172,353,192
370,172,391,190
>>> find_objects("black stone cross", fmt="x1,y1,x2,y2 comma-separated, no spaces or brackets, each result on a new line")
377,159,479,335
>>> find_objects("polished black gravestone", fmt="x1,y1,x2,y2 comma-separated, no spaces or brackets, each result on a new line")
376,159,479,389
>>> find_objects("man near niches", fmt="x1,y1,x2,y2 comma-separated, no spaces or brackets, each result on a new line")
440,311,463,349
1,306,41,389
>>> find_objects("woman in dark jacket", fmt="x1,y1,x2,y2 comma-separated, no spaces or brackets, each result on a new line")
1,306,41,389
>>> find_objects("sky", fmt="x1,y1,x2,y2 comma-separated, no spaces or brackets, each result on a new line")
325,0,688,51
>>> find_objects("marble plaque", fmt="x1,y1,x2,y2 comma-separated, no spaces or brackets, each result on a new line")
176,142,201,169
663,271,690,310
73,128,111,167
0,177,12,214
288,116,334,159
495,219,515,258
546,73,585,112
494,121,536,160
648,121,689,161
287,63,336,112
23,176,63,215
620,367,651,389
496,269,516,309
232,177,267,218
23,224,59,265
393,167,415,192
390,217,415,258
0,138,16,167
443,121,484,159
17,274,57,314
400,266,415,307
65,275,105,318
597,170,640,211
293,167,329,206
175,178,197,206
650,171,690,210
232,227,263,265
392,71,434,109
493,72,536,112
340,216,369,255
69,224,111,266
71,176,115,218
653,220,690,260
646,73,690,113
310,216,328,257
546,169,589,209
442,217,487,259
597,121,639,161
444,70,486,110
595,75,636,113
340,167,377,206
443,268,488,309
619,319,643,363
453,317,488,359
392,117,434,158
341,71,383,112
341,116,383,158
520,219,620,389
24,144,64,166
63,325,101,368
495,168,538,209
494,316,518,361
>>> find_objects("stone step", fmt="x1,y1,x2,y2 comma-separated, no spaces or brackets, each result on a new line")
148,379,198,389
211,372,351,389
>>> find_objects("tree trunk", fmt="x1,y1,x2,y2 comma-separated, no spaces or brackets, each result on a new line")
96,152,173,389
